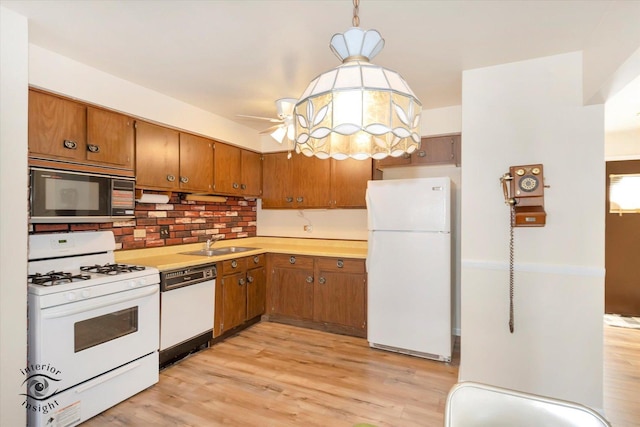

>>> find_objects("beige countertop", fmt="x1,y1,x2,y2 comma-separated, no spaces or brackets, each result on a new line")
115,236,368,271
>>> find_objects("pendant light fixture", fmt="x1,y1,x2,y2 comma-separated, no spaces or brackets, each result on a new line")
294,0,422,160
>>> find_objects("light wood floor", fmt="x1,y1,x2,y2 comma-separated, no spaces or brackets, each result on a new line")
85,322,639,427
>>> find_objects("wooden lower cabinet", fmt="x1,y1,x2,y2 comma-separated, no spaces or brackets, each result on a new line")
267,253,367,337
215,254,266,337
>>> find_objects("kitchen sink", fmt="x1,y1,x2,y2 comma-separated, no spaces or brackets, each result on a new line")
180,247,258,257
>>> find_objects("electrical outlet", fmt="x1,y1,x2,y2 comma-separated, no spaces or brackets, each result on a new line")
304,225,313,233
160,225,170,238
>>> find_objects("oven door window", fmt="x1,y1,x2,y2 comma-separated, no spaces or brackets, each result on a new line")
74,306,138,353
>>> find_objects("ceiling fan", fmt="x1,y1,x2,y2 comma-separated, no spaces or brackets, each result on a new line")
237,98,297,146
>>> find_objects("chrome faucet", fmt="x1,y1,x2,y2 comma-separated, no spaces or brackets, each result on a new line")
205,235,223,250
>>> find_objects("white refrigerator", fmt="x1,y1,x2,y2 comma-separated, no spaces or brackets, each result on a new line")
366,177,452,362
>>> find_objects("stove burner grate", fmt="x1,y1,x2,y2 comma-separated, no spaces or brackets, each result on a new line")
28,271,92,286
80,263,146,275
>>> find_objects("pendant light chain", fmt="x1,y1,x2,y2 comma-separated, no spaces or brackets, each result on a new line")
352,0,360,27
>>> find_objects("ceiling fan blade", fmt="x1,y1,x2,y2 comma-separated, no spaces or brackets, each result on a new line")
259,124,284,134
236,114,283,123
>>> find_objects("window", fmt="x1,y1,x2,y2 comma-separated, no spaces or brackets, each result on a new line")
609,173,640,214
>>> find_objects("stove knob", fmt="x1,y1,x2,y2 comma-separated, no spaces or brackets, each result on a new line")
81,290,91,298
138,278,147,286
128,281,137,288
66,292,77,301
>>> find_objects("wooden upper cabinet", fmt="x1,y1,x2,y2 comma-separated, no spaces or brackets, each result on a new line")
29,90,86,163
241,150,262,197
375,134,461,169
86,107,134,169
179,133,213,193
134,121,180,190
262,152,293,208
413,135,460,166
262,152,371,209
213,142,262,197
330,158,372,208
290,154,331,208
28,89,135,175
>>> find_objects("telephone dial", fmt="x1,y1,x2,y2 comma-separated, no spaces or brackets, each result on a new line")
500,164,547,333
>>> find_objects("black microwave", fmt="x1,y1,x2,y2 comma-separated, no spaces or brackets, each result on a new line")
30,168,136,223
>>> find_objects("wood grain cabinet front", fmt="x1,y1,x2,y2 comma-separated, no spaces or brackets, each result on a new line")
262,152,372,209
375,134,461,169
135,122,215,192
215,254,266,337
266,254,367,337
28,89,134,175
213,142,262,197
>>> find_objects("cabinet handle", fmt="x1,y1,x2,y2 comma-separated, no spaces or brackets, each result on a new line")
166,175,176,182
241,184,247,190
233,182,239,189
63,140,77,150
403,153,411,159
253,256,260,264
417,150,426,158
247,276,254,284
318,276,326,285
231,260,238,268
285,197,293,203
306,276,314,284
87,144,100,153
239,278,245,286
336,260,344,268
296,196,304,203
180,176,189,183
289,256,296,264
450,138,455,159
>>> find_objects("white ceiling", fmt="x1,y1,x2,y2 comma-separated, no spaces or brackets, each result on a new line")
2,0,639,133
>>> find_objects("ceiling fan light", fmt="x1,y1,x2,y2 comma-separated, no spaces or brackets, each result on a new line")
270,126,287,144
294,20,421,160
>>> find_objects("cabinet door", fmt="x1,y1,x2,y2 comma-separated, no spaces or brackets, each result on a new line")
28,90,86,162
313,258,366,333
221,271,247,333
213,142,242,194
179,133,213,193
86,107,134,170
413,135,460,166
331,158,372,208
291,154,331,208
269,254,315,320
241,150,262,197
262,152,293,208
246,265,266,320
135,121,180,190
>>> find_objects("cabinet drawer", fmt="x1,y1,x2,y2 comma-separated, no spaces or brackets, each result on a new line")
269,254,314,269
248,253,265,268
221,257,248,272
315,257,365,274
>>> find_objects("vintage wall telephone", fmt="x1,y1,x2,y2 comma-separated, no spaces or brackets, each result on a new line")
500,164,547,333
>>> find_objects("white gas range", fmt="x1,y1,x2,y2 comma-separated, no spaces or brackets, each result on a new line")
26,231,160,427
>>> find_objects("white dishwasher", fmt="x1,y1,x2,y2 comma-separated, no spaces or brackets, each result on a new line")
159,263,216,367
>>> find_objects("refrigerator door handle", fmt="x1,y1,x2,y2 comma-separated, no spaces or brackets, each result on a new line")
366,231,373,273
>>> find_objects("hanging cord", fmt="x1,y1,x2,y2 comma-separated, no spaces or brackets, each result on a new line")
509,204,515,333
352,0,360,27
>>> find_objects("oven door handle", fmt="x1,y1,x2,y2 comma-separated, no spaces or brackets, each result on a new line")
42,285,159,319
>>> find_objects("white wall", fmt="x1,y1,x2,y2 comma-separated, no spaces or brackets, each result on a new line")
605,128,640,160
460,52,605,410
0,6,28,426
29,45,260,150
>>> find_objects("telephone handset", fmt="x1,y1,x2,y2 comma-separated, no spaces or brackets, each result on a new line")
499,164,547,334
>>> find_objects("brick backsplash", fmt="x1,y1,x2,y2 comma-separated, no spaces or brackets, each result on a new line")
31,193,257,250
